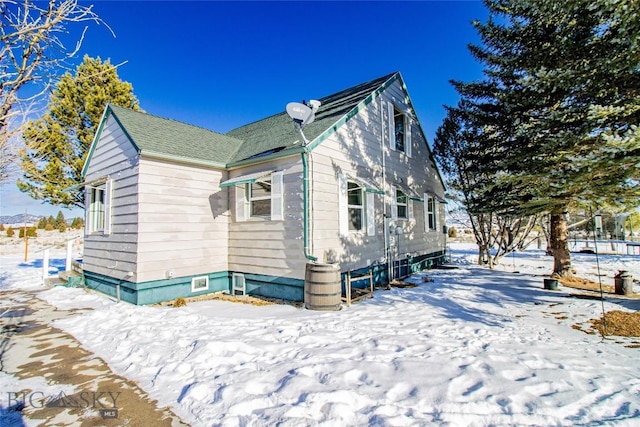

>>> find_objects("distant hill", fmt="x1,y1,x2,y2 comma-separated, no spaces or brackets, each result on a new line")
1,214,43,225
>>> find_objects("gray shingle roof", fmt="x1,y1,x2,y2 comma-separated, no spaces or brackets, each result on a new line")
227,72,397,163
98,72,398,169
107,105,243,166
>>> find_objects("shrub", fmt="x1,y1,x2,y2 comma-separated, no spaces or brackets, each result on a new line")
6,227,14,237
173,297,187,308
70,217,84,229
18,227,37,238
44,223,54,231
37,217,48,229
448,226,458,238
0,223,4,231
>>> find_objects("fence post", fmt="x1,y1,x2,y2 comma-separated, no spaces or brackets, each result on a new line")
42,249,50,283
66,240,73,271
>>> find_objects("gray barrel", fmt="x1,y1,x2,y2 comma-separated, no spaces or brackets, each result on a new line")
305,263,341,311
615,271,634,296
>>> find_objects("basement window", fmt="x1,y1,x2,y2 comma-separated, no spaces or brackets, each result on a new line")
191,276,209,292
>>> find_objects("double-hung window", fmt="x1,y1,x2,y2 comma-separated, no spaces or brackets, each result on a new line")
338,173,377,237
248,179,272,217
86,179,112,235
394,108,406,153
425,195,437,231
347,182,364,232
387,102,412,157
396,189,408,220
226,171,284,222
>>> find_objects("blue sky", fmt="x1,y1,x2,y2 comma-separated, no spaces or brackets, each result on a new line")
1,0,487,218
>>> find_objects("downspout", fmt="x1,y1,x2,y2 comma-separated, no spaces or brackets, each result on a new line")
380,97,391,281
302,149,318,262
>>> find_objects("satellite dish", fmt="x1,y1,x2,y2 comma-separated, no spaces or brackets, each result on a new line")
286,102,312,125
302,111,316,126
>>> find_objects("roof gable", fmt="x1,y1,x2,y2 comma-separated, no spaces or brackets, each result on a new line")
226,72,398,164
108,105,243,165
83,105,244,176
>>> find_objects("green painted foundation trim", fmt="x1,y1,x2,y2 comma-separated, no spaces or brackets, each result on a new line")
83,270,231,305
84,269,307,305
342,249,446,290
241,273,305,302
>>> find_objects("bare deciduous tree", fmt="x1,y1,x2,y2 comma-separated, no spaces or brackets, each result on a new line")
0,0,107,183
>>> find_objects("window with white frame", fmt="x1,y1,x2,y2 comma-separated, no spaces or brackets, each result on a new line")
388,102,412,157
396,189,408,219
426,196,437,231
347,181,364,232
394,107,406,153
191,276,209,292
339,174,376,237
234,171,283,222
248,179,271,217
86,179,111,234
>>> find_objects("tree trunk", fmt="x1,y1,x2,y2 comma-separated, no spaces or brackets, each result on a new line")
477,244,486,265
549,213,572,277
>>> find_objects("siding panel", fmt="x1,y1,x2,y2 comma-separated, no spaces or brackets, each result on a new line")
135,158,228,282
83,116,140,281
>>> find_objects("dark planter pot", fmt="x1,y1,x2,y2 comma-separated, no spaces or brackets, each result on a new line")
544,278,559,290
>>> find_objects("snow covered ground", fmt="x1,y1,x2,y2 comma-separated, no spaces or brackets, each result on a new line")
2,243,640,426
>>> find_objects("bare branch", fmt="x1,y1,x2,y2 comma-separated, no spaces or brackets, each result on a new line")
0,0,108,183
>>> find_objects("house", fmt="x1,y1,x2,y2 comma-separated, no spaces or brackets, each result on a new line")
81,72,447,305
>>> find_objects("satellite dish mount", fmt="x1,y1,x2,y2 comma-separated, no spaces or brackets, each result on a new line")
286,100,321,146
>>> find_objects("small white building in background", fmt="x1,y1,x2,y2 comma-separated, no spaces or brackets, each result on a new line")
81,72,447,304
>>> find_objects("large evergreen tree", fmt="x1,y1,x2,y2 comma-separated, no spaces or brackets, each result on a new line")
436,0,639,277
17,55,140,208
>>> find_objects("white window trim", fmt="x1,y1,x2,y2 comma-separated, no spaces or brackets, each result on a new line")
387,101,395,151
425,194,437,232
388,102,412,157
236,185,248,221
396,189,408,220
85,178,112,235
248,179,272,218
347,181,365,233
366,192,375,236
191,276,209,292
338,173,348,237
232,272,246,296
339,173,376,236
235,171,284,222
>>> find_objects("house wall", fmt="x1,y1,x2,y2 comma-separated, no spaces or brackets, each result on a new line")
135,158,229,284
228,156,306,299
84,115,231,304
309,80,446,273
83,115,139,282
